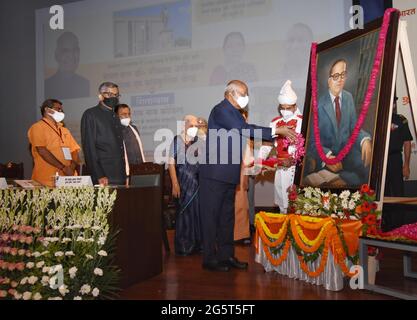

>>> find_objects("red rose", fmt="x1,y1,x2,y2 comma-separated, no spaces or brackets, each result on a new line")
362,202,371,212
371,202,378,210
288,192,297,201
365,214,377,226
367,225,377,236
368,246,377,255
360,184,370,194
367,189,375,196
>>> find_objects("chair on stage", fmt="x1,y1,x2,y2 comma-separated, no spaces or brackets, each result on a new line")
0,162,24,180
129,163,170,253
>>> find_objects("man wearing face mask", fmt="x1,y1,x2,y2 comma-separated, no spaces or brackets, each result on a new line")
81,82,127,186
199,80,297,272
115,104,146,167
269,81,303,213
28,99,81,187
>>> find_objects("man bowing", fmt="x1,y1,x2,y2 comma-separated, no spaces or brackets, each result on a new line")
199,80,296,272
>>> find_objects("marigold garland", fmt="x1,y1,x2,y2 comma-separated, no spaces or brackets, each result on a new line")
256,213,360,278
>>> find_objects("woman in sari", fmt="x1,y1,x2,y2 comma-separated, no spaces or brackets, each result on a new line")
168,115,202,256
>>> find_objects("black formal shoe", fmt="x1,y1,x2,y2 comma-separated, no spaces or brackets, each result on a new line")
234,238,252,246
202,262,230,272
226,257,248,270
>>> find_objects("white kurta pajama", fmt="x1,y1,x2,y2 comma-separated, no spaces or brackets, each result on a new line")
269,109,303,213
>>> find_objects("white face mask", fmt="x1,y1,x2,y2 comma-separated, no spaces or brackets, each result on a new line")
186,127,198,138
280,109,294,120
120,118,131,127
236,95,249,109
50,110,65,123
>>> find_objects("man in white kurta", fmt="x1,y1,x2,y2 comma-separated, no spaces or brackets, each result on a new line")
270,80,303,213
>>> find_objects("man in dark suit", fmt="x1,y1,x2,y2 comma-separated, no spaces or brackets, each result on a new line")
115,104,146,165
199,80,296,272
81,82,127,185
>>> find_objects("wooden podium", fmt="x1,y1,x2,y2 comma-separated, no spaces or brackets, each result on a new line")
110,185,163,289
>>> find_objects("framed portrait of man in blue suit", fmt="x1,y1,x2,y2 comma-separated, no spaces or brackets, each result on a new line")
295,10,400,200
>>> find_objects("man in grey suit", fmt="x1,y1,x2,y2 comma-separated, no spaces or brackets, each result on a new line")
306,59,372,187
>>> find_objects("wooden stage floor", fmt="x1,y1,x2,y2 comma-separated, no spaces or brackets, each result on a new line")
121,231,417,300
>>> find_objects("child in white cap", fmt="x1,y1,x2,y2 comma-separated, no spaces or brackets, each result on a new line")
269,80,303,213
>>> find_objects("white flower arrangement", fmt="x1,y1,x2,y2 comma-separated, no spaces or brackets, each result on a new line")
0,187,119,300
289,186,365,220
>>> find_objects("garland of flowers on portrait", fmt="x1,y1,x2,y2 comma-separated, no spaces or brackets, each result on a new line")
310,8,398,165
0,187,119,300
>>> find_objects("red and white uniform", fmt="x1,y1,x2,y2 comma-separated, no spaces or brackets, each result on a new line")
269,109,303,212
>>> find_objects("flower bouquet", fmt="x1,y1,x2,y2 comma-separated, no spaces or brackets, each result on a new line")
288,184,381,231
255,133,306,172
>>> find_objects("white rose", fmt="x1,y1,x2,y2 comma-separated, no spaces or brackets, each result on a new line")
20,277,28,285
98,250,108,257
32,252,41,258
33,292,42,300
76,236,85,242
42,266,50,274
74,296,82,300
62,238,72,243
54,251,64,257
349,200,356,210
28,276,39,285
94,268,103,276
41,276,50,286
59,285,69,296
341,199,348,209
80,284,91,295
65,251,75,257
340,190,350,199
36,261,45,268
69,266,78,279
26,262,35,269
14,292,22,300
92,288,100,297
86,254,93,260
22,292,32,300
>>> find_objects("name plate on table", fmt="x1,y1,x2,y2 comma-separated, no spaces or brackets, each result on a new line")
0,178,8,189
14,180,43,189
55,176,93,187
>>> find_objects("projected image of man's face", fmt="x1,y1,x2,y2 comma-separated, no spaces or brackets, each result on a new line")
55,32,80,73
